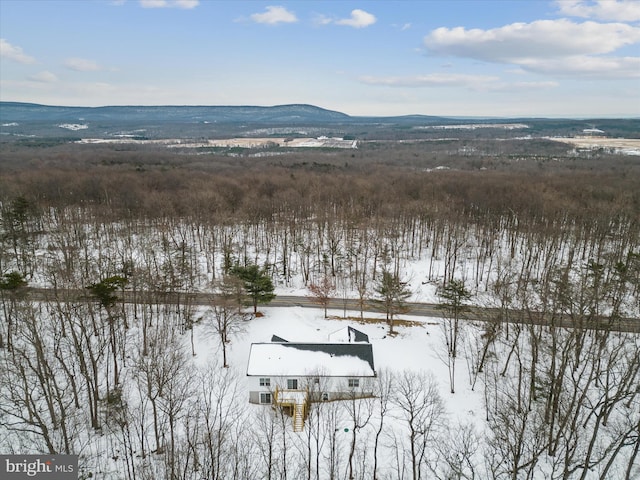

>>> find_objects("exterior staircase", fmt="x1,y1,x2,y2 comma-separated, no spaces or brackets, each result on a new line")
275,386,309,431
293,403,305,432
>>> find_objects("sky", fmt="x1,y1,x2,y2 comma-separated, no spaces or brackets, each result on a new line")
1,0,639,117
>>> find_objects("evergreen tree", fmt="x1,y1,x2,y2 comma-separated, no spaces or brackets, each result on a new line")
373,270,411,334
230,263,276,314
0,271,28,350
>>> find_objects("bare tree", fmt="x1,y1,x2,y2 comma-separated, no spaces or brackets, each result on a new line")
0,302,79,454
437,279,471,394
372,369,394,480
392,370,446,480
86,275,128,390
208,274,247,367
320,399,347,480
484,363,547,480
431,422,479,480
193,361,245,480
254,407,279,480
133,322,189,457
308,274,336,318
343,382,375,480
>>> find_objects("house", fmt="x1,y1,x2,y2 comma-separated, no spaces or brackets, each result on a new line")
246,329,376,431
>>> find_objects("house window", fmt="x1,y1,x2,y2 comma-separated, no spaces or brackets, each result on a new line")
287,379,298,390
313,377,320,385
259,378,271,387
348,378,360,388
260,392,272,404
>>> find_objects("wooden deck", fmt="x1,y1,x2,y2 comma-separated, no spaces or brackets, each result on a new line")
274,387,309,432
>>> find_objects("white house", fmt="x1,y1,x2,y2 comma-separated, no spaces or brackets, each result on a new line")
246,332,376,431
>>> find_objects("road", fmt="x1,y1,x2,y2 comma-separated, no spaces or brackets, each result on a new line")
19,287,640,333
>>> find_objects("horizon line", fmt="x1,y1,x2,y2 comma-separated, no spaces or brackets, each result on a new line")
1,100,638,121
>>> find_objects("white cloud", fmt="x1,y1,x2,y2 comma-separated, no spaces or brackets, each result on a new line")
425,20,640,61
519,55,640,78
424,19,640,78
250,6,297,25
312,13,333,26
65,58,102,72
336,9,376,28
28,71,58,83
486,81,560,92
314,9,376,28
139,0,199,9
392,22,412,31
175,0,198,7
0,39,36,64
556,0,640,22
359,73,500,88
359,73,560,93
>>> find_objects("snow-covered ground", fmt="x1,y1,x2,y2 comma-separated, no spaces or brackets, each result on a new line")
189,302,639,480
1,283,638,479
191,304,488,478
201,305,483,421
215,269,481,410
1,213,638,478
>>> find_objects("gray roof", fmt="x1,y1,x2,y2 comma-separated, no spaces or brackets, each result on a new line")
283,343,375,371
271,334,289,343
247,342,375,377
348,326,369,343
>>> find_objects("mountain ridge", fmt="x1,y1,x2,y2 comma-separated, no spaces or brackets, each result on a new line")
3,102,638,142
0,101,448,124
3,102,638,124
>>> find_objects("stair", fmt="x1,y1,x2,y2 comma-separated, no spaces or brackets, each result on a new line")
275,387,308,432
293,403,305,432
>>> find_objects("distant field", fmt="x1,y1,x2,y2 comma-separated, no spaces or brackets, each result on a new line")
75,136,358,149
549,136,640,155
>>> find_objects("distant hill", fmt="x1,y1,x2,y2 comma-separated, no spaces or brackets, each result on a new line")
1,102,637,141
0,102,354,124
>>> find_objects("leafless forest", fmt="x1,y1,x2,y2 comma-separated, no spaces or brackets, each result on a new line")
1,137,639,479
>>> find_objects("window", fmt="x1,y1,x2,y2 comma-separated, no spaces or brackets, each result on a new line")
313,377,320,385
259,378,270,387
287,379,298,390
348,378,360,388
260,392,272,404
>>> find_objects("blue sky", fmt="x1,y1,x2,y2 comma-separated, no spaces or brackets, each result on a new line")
1,0,639,117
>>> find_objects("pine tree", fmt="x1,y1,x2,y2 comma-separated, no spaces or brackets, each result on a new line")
373,270,411,334
230,263,276,314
